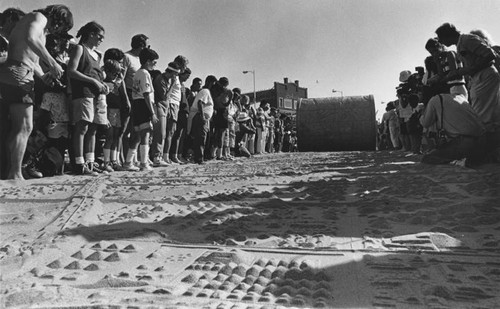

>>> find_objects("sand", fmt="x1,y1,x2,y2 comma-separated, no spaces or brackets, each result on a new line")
1,151,499,308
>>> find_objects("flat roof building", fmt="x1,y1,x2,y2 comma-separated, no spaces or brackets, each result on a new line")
243,77,308,115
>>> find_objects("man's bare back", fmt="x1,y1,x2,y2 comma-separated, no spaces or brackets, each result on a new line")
7,12,46,70
7,12,62,80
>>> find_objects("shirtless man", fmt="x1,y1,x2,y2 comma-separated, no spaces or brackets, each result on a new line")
0,5,73,180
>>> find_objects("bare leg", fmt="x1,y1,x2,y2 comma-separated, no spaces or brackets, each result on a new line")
84,124,97,159
72,120,89,162
7,103,33,180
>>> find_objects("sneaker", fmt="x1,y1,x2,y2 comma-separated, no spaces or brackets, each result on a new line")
90,162,108,174
153,157,169,167
112,161,124,171
123,162,140,171
77,164,98,176
170,156,182,164
26,166,43,178
140,163,153,171
162,155,172,164
103,161,114,172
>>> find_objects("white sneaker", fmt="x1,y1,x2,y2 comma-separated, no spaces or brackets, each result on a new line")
140,163,153,171
153,157,169,167
123,162,140,171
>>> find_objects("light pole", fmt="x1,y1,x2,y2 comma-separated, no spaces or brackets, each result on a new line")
243,70,256,104
332,89,343,97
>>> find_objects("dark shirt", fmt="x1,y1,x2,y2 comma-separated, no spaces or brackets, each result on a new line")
70,45,103,99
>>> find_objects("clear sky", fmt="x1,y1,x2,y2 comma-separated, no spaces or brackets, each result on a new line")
3,0,500,118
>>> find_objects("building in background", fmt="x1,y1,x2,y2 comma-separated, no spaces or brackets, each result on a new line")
243,77,308,116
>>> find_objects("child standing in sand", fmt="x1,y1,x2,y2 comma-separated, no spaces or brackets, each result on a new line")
124,47,159,171
100,59,124,172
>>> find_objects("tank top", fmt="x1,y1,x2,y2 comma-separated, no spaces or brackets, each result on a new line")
70,45,103,99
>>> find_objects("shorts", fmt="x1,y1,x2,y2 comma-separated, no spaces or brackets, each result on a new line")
72,97,94,123
93,94,108,125
40,92,70,123
107,108,121,127
132,98,153,132
0,60,35,105
156,102,168,118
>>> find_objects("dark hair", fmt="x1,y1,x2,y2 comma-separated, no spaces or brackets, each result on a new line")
76,21,104,43
425,38,440,52
1,8,25,26
192,77,202,85
104,48,125,62
131,34,148,49
204,75,217,88
103,59,122,76
219,77,229,87
138,47,158,65
435,23,458,39
35,5,73,33
385,101,395,111
174,55,189,71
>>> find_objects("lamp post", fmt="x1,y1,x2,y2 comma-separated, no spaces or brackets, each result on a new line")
243,70,256,104
332,89,343,97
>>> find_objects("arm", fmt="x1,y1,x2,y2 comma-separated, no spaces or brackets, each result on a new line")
119,81,130,113
144,91,158,123
26,13,63,79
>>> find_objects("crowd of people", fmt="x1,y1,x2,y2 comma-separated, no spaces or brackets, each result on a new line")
379,23,500,167
0,5,297,180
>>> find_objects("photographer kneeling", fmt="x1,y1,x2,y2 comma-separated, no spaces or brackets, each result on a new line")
420,93,485,166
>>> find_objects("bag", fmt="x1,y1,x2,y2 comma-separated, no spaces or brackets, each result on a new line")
39,147,63,176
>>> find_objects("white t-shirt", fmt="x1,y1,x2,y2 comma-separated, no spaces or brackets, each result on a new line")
167,76,182,105
123,52,141,90
191,88,214,119
132,68,154,102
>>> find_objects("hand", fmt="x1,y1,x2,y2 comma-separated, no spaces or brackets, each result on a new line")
40,72,55,86
50,62,64,80
151,113,159,124
94,80,107,94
